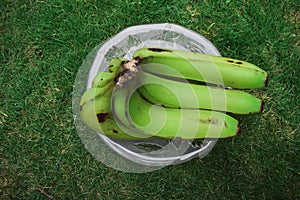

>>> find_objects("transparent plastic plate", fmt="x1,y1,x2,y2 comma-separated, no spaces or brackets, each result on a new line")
72,23,220,173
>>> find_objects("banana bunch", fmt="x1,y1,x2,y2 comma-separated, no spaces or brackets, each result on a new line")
80,47,268,140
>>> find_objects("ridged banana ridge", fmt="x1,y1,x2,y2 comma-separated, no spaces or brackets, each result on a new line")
79,47,268,140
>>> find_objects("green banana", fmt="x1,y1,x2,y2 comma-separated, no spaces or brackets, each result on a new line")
80,46,268,141
136,70,263,114
132,47,268,89
111,84,240,139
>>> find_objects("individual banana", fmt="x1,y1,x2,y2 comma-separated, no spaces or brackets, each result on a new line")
132,47,268,89
111,84,240,139
136,70,263,114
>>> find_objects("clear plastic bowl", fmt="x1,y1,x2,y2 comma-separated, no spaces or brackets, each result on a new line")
72,23,220,173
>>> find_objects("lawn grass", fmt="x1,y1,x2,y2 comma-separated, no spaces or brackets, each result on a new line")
1,0,299,199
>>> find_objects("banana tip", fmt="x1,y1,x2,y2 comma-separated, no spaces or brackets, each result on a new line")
260,101,264,113
264,75,269,87
236,122,241,135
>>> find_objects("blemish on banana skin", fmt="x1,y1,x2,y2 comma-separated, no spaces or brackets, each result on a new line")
224,121,228,128
114,58,141,87
79,99,94,112
97,113,109,123
112,129,119,134
199,118,219,124
148,48,172,52
227,60,243,65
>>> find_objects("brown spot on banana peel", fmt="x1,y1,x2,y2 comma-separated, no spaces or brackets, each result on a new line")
227,60,243,65
208,119,219,124
97,113,109,123
224,121,228,128
112,129,119,134
114,58,141,87
133,56,142,63
148,48,172,52
120,60,128,65
199,118,220,125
